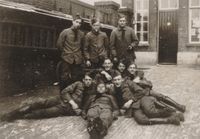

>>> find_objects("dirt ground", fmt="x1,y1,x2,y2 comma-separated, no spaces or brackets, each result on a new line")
0,65,200,139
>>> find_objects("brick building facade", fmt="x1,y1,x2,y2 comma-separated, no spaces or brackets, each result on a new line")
122,0,200,65
7,0,120,26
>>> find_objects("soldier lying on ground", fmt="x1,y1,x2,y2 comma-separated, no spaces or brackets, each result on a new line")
81,81,119,139
125,62,186,113
111,73,185,125
1,72,96,121
125,62,153,90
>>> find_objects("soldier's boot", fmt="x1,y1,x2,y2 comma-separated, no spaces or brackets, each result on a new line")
166,114,181,125
1,113,16,122
161,96,186,113
87,118,103,139
171,112,185,122
93,117,106,139
23,110,47,119
0,108,27,122
18,105,32,114
149,119,171,125
159,106,177,117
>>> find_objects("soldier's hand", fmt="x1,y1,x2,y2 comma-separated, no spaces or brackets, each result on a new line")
72,103,79,110
113,57,118,63
74,108,82,116
128,45,133,50
123,100,133,109
86,60,91,67
133,76,140,83
120,109,126,115
105,73,112,81
81,111,87,120
106,84,114,89
69,100,79,110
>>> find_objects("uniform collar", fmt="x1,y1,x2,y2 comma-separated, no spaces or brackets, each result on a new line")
71,26,79,32
91,29,100,35
118,26,127,31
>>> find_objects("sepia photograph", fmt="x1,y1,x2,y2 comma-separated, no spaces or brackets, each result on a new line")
0,0,199,139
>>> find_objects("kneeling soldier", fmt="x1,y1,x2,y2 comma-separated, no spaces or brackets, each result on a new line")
82,81,119,139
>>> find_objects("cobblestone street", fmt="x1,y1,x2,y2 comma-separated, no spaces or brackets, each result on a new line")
0,65,200,139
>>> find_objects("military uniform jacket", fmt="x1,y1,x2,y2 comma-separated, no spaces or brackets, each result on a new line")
81,83,97,109
111,80,147,109
124,71,153,90
95,68,120,84
84,31,109,63
60,81,85,107
57,27,84,64
110,26,139,60
83,92,119,112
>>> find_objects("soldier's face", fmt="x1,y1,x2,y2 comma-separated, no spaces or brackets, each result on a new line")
127,64,137,75
72,19,82,29
83,75,92,87
92,22,101,32
103,59,113,71
118,17,126,28
113,75,123,87
117,63,126,73
97,83,106,94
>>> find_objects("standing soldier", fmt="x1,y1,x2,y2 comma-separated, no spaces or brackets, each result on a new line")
84,17,109,69
57,14,84,91
110,14,139,64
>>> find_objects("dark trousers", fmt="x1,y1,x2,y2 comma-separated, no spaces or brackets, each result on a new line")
22,97,75,119
57,60,84,91
133,109,151,125
87,106,113,128
132,96,175,125
140,96,173,118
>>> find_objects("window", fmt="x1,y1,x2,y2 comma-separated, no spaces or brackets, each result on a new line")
189,0,200,43
134,0,149,44
159,0,179,10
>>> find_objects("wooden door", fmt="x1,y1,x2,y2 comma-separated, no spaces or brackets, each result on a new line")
158,10,178,64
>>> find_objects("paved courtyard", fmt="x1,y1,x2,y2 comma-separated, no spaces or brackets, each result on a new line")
0,65,200,139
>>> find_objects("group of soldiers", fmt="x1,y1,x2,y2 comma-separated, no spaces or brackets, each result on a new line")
1,14,186,139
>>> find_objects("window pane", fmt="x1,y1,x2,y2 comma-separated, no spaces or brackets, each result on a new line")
169,0,178,8
137,33,141,41
137,23,141,31
136,0,142,10
144,33,148,41
143,12,148,21
137,13,142,21
143,0,149,10
190,9,200,42
135,0,149,43
160,0,169,9
191,9,200,19
143,23,148,31
191,0,200,7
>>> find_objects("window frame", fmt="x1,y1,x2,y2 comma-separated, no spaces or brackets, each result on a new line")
134,0,149,45
189,0,200,44
159,0,179,10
